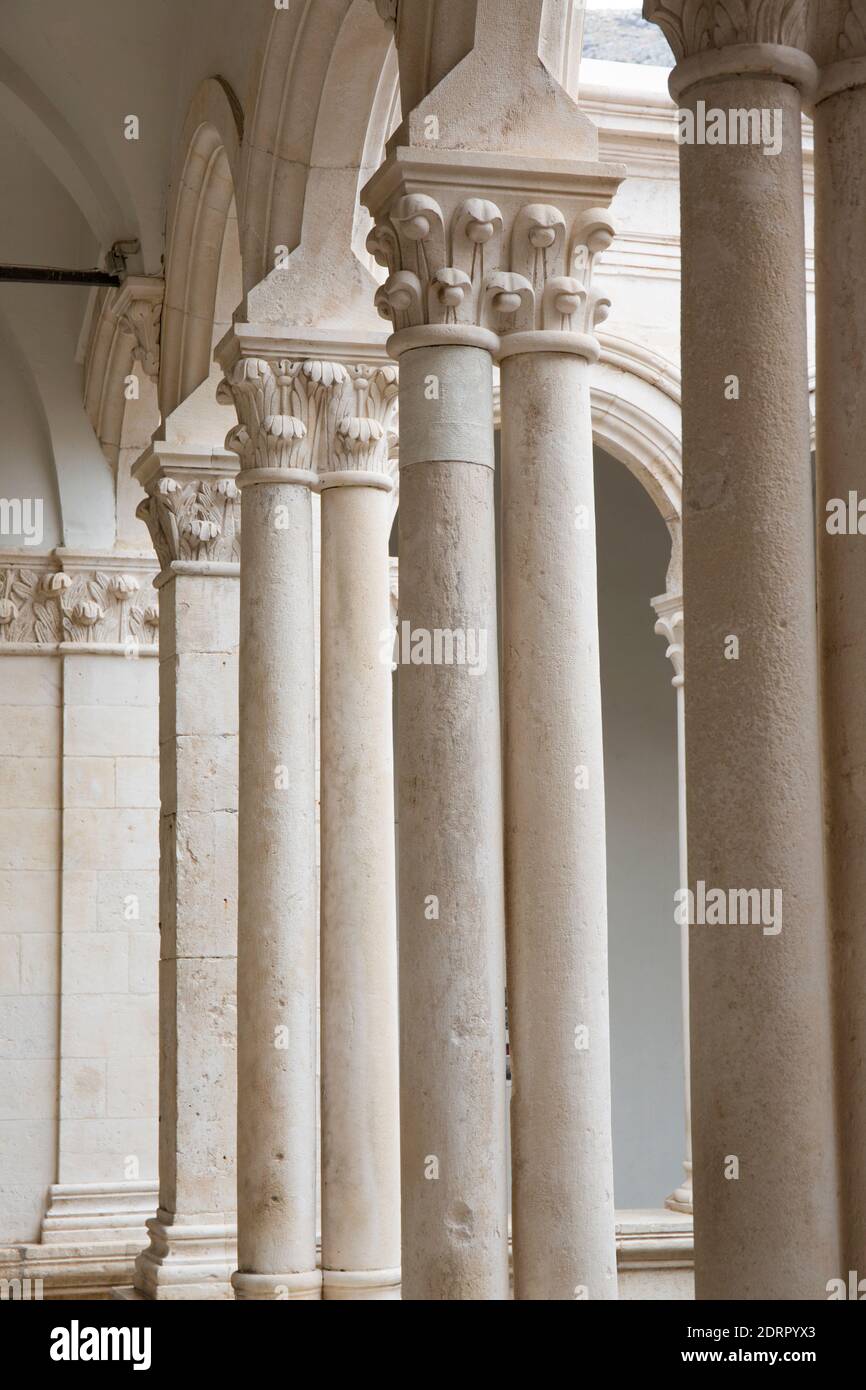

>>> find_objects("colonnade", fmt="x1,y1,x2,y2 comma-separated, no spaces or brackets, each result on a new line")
125,0,866,1302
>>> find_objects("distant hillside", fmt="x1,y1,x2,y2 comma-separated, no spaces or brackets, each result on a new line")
583,11,673,66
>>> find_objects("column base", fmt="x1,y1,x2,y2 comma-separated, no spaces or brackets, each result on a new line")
231,1269,322,1300
133,1210,237,1300
664,1163,693,1216
322,1266,401,1300
41,1181,158,1244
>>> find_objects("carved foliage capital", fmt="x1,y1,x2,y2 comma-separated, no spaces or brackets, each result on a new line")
113,278,164,380
652,592,684,686
371,0,398,32
368,193,614,338
220,357,349,472
136,475,241,569
221,357,400,478
329,364,399,475
643,1,810,62
839,0,866,57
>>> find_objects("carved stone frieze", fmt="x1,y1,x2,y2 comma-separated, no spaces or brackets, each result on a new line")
0,554,159,650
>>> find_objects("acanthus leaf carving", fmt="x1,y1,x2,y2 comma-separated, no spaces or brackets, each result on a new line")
328,364,399,474
839,0,866,57
370,0,398,33
137,474,241,569
118,296,162,380
0,561,158,648
642,0,810,62
222,358,349,472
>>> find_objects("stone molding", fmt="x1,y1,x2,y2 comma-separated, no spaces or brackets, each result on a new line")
365,149,623,352
133,443,241,573
41,1181,158,1246
0,549,159,655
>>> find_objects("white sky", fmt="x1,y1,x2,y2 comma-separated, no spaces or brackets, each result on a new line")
586,1,642,10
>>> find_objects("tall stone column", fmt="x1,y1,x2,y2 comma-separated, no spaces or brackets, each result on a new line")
216,347,322,1300
365,320,509,1299
318,362,401,1300
645,1,841,1298
132,441,240,1298
365,0,626,1300
814,0,866,1279
652,587,691,1216
498,202,621,1302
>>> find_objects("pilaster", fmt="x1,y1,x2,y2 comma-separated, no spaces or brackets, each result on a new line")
131,442,240,1299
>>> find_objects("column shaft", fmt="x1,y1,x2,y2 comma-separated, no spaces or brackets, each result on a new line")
678,73,840,1297
815,68,866,1277
501,348,617,1301
234,477,319,1299
319,479,400,1299
396,341,509,1301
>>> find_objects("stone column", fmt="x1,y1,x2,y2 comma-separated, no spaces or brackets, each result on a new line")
364,0,628,1295
365,153,510,1303
217,349,322,1300
645,1,841,1299
499,204,620,1302
132,441,240,1298
652,588,691,1216
318,363,401,1300
387,332,509,1301
814,2,866,1280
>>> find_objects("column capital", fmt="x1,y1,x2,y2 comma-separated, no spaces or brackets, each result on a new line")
133,441,241,580
815,0,866,100
215,325,400,489
113,275,164,381
370,0,398,32
651,590,684,688
319,363,399,492
643,1,817,101
363,146,624,359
